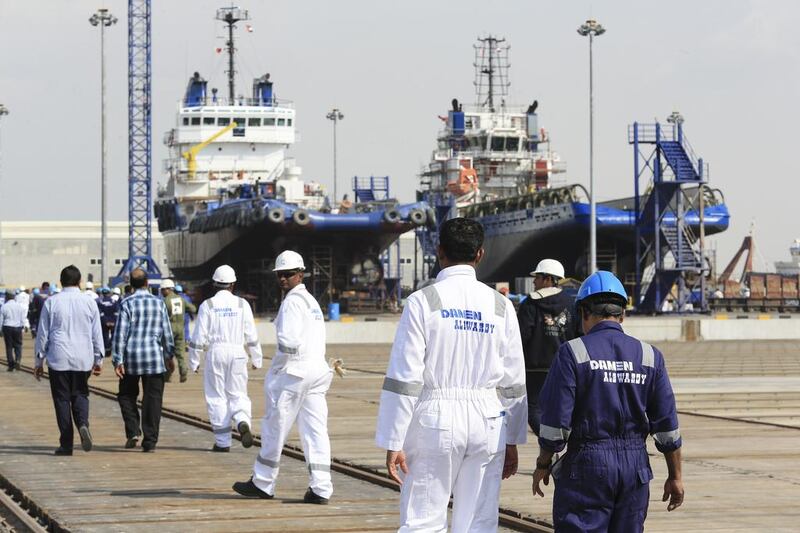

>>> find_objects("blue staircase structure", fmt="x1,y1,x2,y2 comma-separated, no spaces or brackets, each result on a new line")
352,176,390,203
630,119,709,313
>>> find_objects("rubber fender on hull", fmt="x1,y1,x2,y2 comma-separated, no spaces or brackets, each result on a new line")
292,209,311,226
383,209,401,224
267,207,285,224
251,206,266,224
408,208,427,226
425,207,437,227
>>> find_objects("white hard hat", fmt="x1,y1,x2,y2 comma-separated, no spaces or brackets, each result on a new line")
112,287,121,295
85,281,94,289
530,259,565,279
273,250,305,272
212,264,237,283
161,279,175,289
19,285,26,291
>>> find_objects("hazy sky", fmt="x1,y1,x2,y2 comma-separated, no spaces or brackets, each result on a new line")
1,0,799,270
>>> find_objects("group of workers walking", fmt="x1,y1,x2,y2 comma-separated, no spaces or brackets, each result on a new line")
20,216,684,531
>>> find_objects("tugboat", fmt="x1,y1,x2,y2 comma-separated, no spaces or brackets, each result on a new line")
419,36,729,291
155,7,431,310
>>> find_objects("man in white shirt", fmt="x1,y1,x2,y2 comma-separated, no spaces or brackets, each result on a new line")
1,292,27,370
189,265,262,451
375,218,527,532
34,265,104,456
233,250,334,504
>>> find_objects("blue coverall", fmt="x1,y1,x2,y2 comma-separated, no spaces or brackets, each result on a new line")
539,321,681,533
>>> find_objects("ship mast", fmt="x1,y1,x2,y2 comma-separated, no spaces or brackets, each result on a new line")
473,36,510,112
216,6,250,101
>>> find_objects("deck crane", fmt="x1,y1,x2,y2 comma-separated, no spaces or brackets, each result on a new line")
111,0,161,286
182,122,238,179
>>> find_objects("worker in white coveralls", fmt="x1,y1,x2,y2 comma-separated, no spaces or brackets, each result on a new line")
375,217,528,532
233,250,334,504
189,265,263,452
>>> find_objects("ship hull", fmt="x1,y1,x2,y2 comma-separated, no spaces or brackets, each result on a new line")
471,200,730,283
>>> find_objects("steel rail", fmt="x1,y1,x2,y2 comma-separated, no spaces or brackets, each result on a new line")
5,362,552,533
0,472,60,533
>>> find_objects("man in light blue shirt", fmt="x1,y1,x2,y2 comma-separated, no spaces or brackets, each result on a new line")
34,265,104,456
1,291,27,370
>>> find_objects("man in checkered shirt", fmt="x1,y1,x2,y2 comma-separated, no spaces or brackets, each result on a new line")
112,268,175,452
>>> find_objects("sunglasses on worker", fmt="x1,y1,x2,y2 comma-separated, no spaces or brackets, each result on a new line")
276,270,301,279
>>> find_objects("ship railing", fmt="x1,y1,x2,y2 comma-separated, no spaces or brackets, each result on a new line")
179,96,294,109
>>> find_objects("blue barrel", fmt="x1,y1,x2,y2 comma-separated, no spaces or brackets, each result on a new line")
328,302,340,321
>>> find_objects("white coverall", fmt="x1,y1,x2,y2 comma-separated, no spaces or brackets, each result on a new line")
375,265,527,532
252,283,333,498
189,290,263,447
14,292,30,329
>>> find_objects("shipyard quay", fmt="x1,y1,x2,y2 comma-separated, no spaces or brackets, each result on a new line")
2,1,800,531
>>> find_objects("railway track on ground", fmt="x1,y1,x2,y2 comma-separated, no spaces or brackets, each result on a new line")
0,474,50,533
2,361,553,533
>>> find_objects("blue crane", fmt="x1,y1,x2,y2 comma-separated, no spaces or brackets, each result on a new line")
113,0,161,285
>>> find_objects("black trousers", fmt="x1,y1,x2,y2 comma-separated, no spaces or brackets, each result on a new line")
49,369,91,450
526,370,549,436
3,326,23,367
117,373,165,449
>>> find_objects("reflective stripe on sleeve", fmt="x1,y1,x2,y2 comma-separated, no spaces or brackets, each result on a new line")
238,298,244,309
540,424,572,442
382,376,423,397
206,299,215,310
567,338,590,364
257,455,279,468
653,428,681,446
212,426,230,435
420,285,442,312
189,342,207,350
307,463,331,473
278,343,298,354
494,291,506,317
497,384,526,399
246,341,260,347
641,341,655,368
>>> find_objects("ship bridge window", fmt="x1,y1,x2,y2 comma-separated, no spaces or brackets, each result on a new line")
218,117,231,126
506,137,519,152
203,117,216,125
491,136,505,151
287,118,293,126
277,118,286,126
191,116,201,126
234,117,246,127
264,117,276,126
182,117,189,126
248,117,261,127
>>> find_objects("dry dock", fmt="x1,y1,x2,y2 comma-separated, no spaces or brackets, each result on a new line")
1,339,799,531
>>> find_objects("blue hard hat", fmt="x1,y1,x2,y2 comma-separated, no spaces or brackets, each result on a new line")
33,288,40,295
576,271,628,304
175,284,184,293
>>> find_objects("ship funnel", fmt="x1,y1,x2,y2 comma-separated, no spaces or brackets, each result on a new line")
253,73,274,106
184,72,207,106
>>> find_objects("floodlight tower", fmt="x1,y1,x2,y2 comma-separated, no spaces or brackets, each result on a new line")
0,104,8,285
578,18,606,275
89,8,118,285
326,108,344,203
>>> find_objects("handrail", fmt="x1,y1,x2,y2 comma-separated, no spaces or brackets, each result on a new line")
180,96,294,109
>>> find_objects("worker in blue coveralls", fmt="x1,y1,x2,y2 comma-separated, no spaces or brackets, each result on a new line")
532,271,683,532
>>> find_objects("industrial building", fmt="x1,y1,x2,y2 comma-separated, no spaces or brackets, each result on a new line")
0,221,166,288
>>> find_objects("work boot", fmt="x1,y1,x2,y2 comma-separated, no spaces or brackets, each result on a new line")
54,447,73,456
212,444,230,453
179,374,188,383
79,425,93,452
125,437,138,449
6,365,13,372
14,362,21,370
232,478,273,499
238,421,253,448
303,487,329,505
